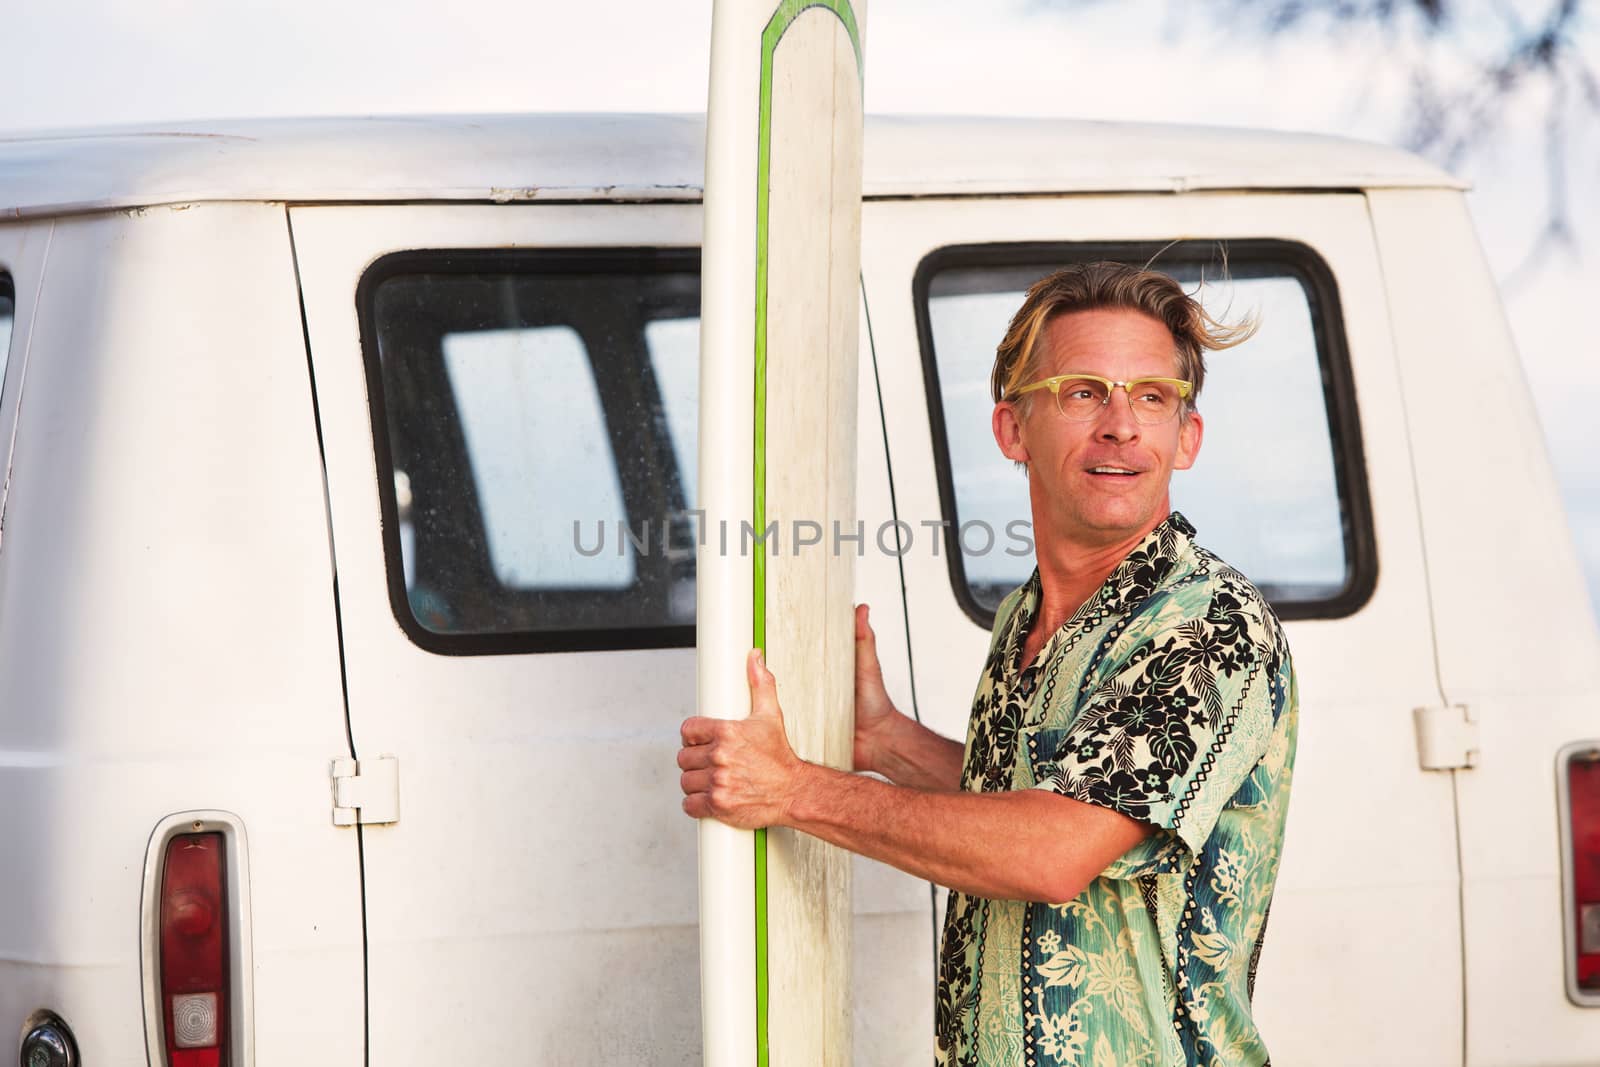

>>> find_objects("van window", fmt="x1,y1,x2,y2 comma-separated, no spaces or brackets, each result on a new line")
0,275,14,399
917,241,1374,624
360,251,700,654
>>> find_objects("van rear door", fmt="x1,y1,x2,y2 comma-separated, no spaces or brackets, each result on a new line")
290,203,707,1064
288,201,932,1064
860,190,1466,1065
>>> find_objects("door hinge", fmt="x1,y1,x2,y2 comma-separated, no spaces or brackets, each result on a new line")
1413,705,1479,771
331,755,400,826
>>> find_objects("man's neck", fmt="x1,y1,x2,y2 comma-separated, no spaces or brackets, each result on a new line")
1024,513,1169,662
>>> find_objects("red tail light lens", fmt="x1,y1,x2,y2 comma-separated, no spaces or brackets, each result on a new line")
1570,749,1600,994
160,833,228,1067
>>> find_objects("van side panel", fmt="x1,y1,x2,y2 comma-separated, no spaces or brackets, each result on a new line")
0,221,52,528
1369,188,1600,1065
0,205,364,1063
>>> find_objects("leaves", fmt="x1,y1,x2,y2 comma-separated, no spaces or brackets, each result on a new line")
1037,944,1090,989
1110,729,1137,772
1192,929,1234,970
1192,663,1225,723
1148,717,1197,773
1192,908,1234,969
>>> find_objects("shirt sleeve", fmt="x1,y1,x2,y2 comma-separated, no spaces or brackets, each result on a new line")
1027,584,1287,879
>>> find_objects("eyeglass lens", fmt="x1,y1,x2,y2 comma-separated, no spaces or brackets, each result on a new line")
1052,378,1183,424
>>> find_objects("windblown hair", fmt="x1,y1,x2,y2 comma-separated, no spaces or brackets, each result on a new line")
988,261,1258,415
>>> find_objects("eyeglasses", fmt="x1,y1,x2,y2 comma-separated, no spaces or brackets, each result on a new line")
1011,373,1193,425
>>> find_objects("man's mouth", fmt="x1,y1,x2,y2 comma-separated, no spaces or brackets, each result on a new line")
1087,465,1141,477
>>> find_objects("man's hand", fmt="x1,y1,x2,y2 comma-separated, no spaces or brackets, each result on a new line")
675,640,1151,903
678,649,806,830
852,602,966,792
853,603,900,774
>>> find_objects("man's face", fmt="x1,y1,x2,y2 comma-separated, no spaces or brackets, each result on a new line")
993,308,1203,549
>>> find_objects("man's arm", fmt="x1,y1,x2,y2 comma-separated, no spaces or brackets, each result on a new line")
851,604,964,792
679,649,1152,903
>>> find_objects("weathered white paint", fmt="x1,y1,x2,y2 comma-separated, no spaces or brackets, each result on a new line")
760,6,865,1066
697,8,765,1065
0,113,1459,222
698,2,868,1061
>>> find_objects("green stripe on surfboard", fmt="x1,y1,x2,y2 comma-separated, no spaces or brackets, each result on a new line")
751,2,863,1065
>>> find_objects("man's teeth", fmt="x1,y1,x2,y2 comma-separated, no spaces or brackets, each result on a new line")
1090,466,1137,475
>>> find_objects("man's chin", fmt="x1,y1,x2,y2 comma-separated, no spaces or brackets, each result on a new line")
1060,503,1166,542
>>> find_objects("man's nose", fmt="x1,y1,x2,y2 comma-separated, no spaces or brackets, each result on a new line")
1094,387,1141,441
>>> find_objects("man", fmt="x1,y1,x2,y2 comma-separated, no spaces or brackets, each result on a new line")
678,262,1298,1066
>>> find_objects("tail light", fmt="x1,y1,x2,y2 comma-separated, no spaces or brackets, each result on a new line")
1563,744,1600,1004
160,833,228,1066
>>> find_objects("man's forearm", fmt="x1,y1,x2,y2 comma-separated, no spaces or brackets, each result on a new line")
866,710,965,792
782,761,1140,903
678,649,1151,901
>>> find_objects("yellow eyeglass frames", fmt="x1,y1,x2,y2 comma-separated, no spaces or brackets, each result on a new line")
1011,373,1193,425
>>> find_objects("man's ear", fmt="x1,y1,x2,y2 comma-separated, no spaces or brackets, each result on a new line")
1174,410,1203,470
993,402,1030,464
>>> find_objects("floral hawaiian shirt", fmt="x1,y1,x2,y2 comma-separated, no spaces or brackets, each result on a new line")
935,512,1298,1067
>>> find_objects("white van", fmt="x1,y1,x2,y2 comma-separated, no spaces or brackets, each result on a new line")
0,113,1595,1067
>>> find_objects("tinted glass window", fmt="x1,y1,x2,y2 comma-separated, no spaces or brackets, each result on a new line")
441,325,635,592
920,242,1371,623
0,276,13,399
363,252,700,652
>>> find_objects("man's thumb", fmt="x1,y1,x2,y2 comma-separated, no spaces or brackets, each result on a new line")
855,603,875,647
747,648,782,718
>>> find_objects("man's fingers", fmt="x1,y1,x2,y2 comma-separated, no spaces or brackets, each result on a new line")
682,794,711,819
679,768,714,796
677,743,713,771
678,652,793,828
680,715,722,746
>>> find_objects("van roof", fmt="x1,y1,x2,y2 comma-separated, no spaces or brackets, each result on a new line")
0,113,1463,220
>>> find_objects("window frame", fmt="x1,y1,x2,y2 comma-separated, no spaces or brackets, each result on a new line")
912,238,1378,628
0,272,14,406
356,246,702,656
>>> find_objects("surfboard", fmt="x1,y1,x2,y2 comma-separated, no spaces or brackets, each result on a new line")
697,2,867,1065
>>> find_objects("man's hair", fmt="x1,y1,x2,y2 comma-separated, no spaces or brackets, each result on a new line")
988,261,1258,415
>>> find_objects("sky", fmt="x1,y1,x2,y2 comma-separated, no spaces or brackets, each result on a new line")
4,0,1596,614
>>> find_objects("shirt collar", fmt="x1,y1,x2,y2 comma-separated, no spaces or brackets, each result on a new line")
1013,510,1197,645
1096,509,1196,617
